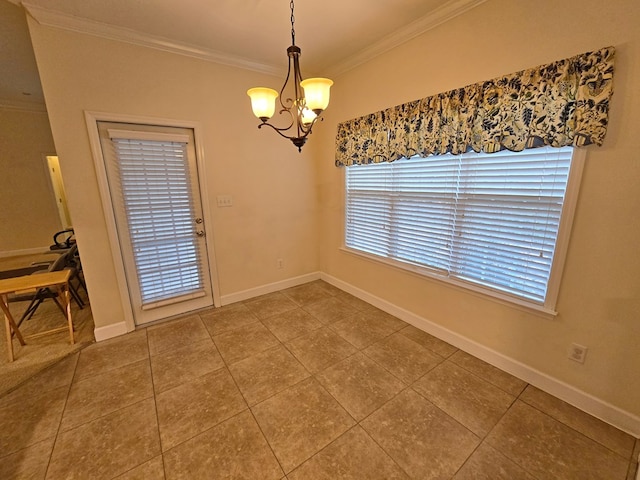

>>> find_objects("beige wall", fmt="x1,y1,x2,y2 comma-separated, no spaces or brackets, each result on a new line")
27,22,319,329
0,108,62,252
316,0,640,417
26,0,639,422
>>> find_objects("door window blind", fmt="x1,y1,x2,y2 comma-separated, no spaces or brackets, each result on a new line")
345,146,574,304
109,132,205,306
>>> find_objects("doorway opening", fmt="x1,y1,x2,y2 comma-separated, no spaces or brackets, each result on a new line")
46,155,73,229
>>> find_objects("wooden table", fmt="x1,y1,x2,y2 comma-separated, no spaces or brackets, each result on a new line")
0,270,74,362
0,265,48,280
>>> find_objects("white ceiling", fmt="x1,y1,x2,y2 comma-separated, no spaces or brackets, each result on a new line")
0,0,486,109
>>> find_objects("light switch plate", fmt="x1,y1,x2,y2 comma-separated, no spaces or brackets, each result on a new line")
216,195,233,207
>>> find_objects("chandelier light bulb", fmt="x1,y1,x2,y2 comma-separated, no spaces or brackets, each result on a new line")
300,78,333,113
301,107,317,126
247,87,278,121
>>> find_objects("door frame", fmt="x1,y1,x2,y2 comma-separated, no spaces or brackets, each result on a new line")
44,155,73,229
84,111,221,333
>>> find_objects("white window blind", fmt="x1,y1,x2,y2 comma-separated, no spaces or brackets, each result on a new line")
109,134,205,306
345,146,574,304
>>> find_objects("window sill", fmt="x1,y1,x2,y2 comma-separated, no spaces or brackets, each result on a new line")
339,246,558,319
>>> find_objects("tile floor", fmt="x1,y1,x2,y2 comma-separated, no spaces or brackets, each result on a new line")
0,280,638,479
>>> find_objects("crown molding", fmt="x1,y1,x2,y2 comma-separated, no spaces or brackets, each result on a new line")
22,0,486,78
325,0,488,77
0,98,47,113
23,2,282,76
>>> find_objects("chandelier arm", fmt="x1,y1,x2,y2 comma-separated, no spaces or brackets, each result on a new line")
255,111,321,154
258,121,300,138
292,54,304,138
264,106,295,132
279,54,294,111
258,111,320,139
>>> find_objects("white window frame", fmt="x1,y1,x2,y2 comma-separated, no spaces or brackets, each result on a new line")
342,147,586,316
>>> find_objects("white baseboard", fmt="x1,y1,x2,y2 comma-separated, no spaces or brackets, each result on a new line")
94,321,129,342
0,246,51,258
220,272,321,306
93,272,321,340
321,273,640,438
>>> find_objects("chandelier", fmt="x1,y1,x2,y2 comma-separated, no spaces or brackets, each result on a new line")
247,0,333,152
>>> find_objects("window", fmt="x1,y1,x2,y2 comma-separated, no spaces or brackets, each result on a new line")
345,146,580,309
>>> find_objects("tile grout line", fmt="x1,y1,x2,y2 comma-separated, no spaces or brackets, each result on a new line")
161,289,635,478
67,329,161,478
476,382,541,479
247,407,287,477
295,316,432,478
43,351,80,479
516,390,636,464
356,385,442,480
142,328,166,480
446,352,528,398
200,309,288,477
230,289,367,476
366,329,563,479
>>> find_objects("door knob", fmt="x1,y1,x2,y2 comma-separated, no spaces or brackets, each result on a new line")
196,230,205,237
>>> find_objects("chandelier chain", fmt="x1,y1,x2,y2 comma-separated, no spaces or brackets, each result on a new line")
290,0,296,45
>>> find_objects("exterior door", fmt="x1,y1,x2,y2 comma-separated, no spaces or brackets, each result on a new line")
97,121,213,325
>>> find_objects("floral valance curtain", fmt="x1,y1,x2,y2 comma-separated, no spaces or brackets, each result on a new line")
335,47,615,167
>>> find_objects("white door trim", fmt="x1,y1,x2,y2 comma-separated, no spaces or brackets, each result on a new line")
84,111,221,334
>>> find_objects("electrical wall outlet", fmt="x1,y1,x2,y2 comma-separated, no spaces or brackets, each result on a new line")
568,343,588,363
276,258,284,269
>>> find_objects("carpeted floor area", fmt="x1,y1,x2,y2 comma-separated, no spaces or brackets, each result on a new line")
0,282,95,397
